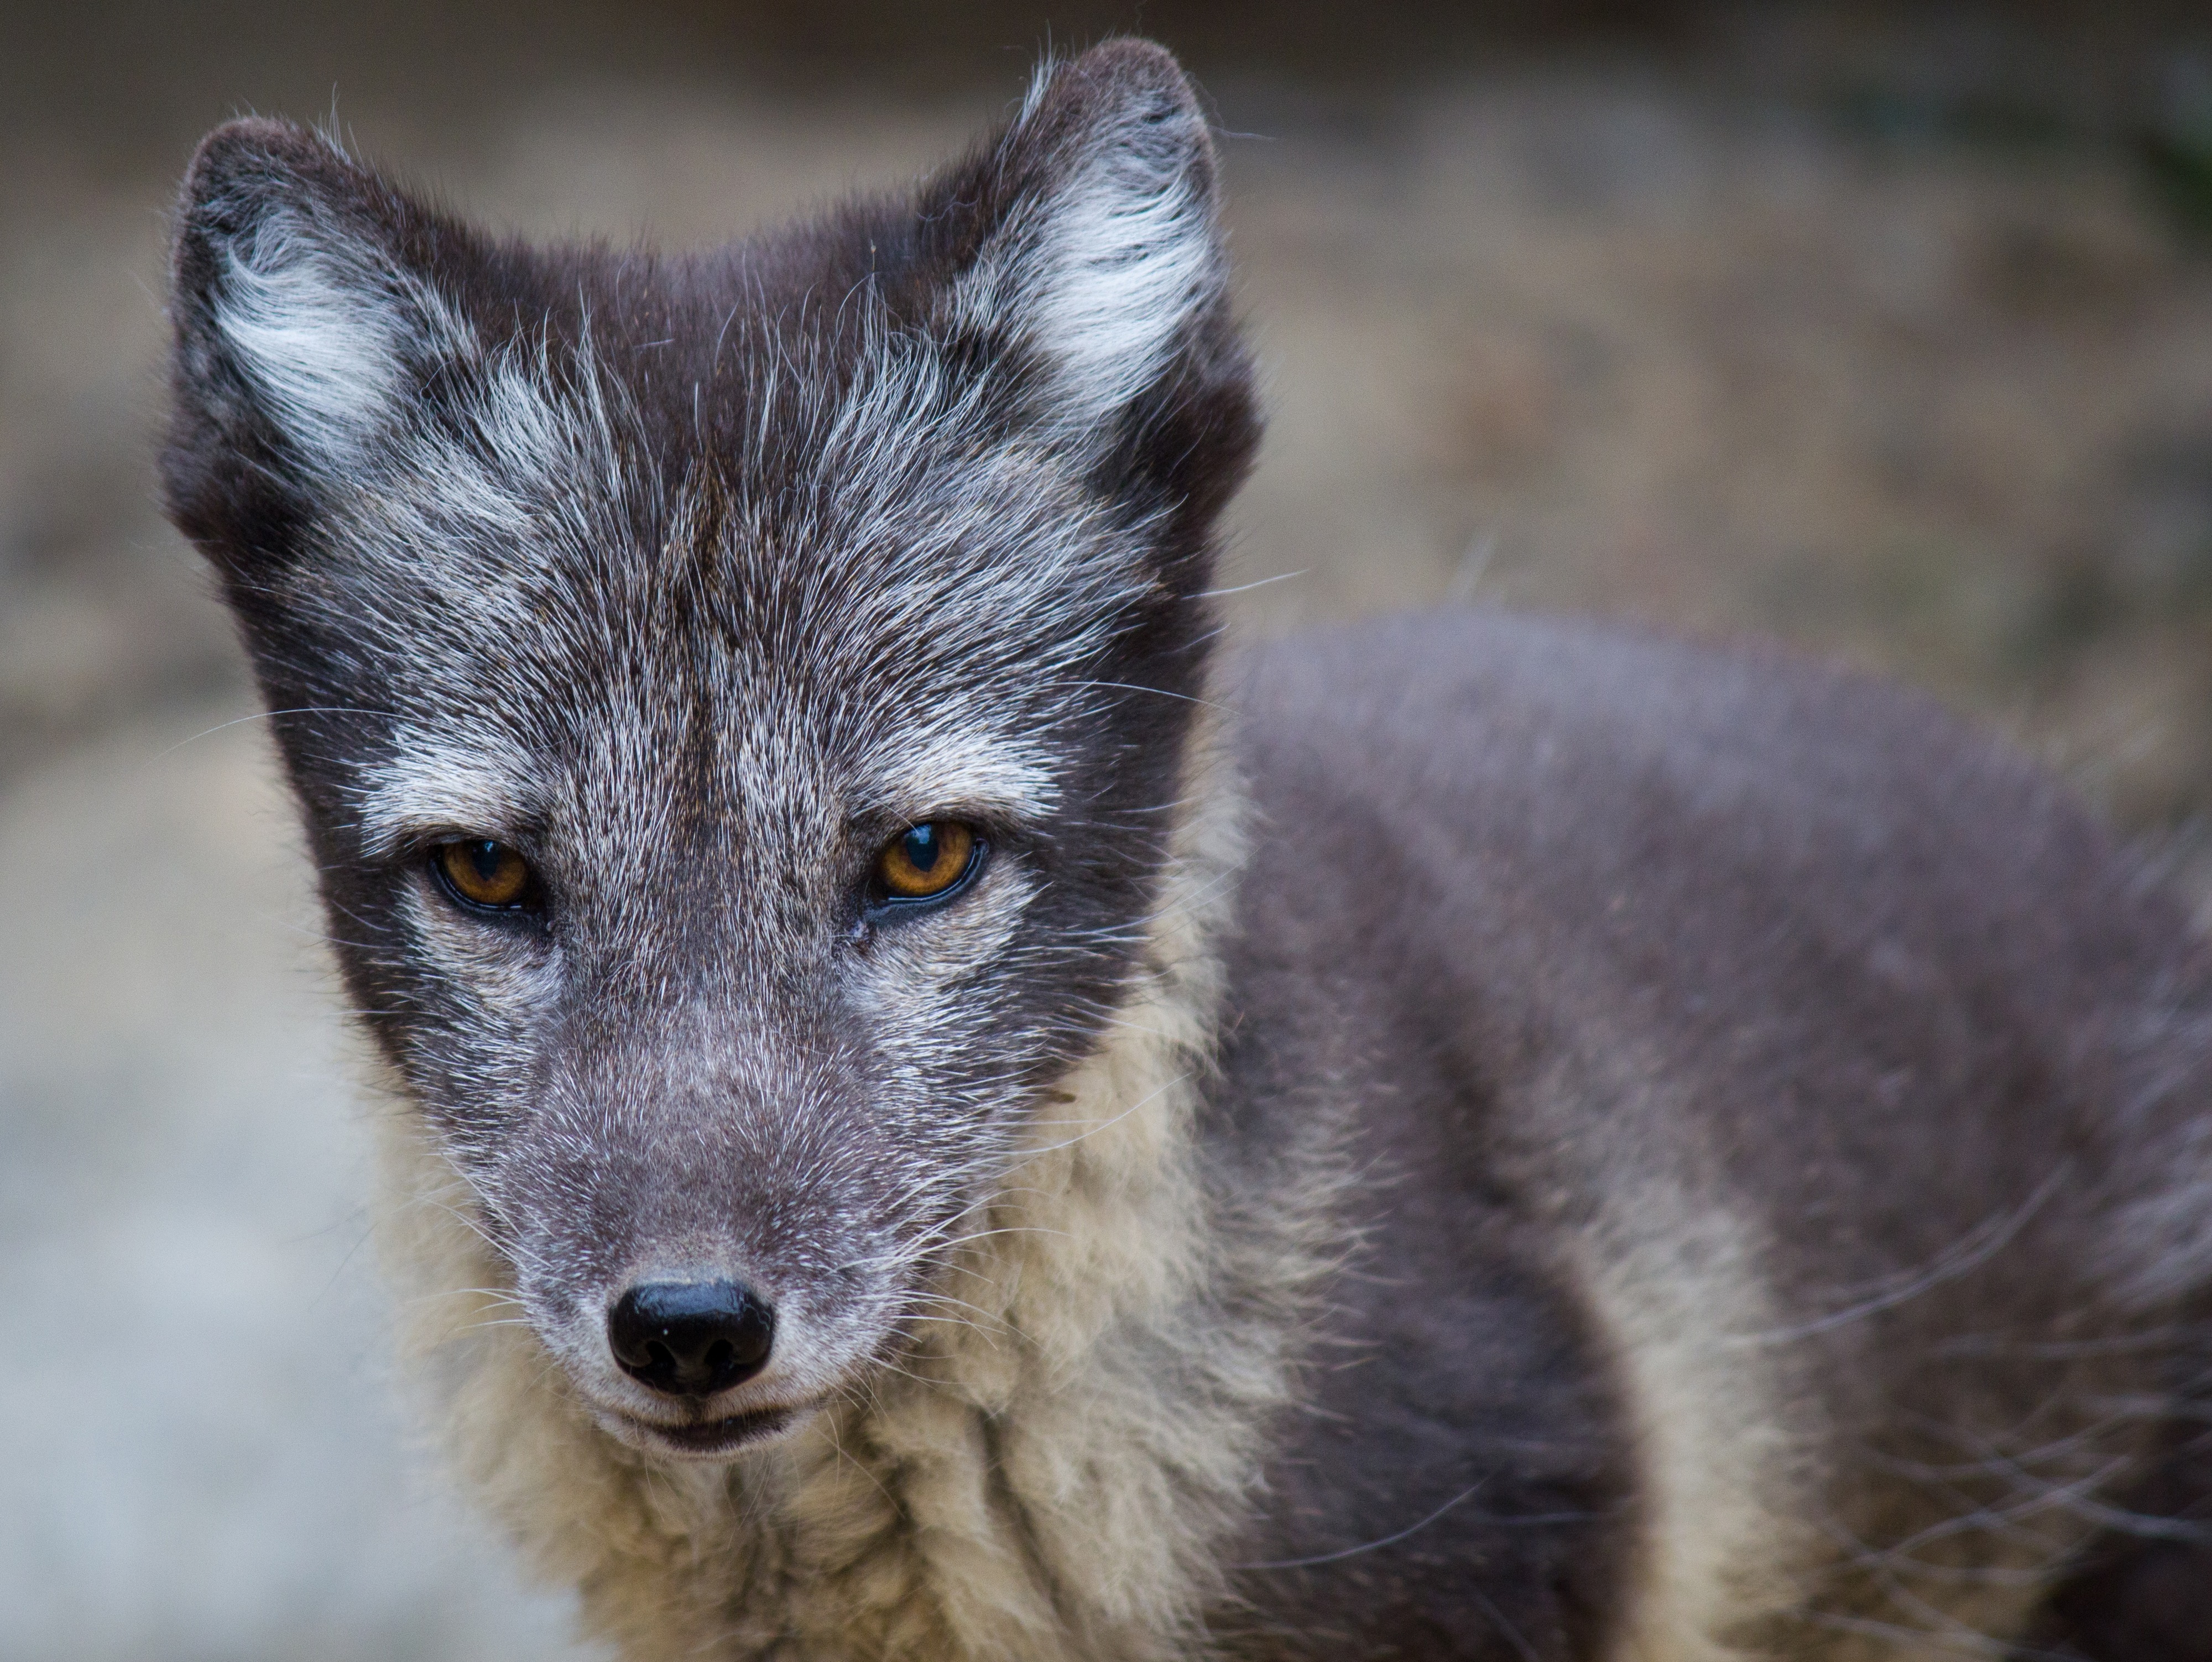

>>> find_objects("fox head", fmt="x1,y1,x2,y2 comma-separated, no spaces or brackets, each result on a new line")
163,41,1257,1460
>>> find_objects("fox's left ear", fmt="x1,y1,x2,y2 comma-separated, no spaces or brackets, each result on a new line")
921,40,1246,454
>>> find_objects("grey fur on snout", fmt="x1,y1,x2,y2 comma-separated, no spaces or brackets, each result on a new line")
491,1020,941,1426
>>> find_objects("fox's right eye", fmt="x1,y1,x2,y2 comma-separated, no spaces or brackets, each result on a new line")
432,839,538,912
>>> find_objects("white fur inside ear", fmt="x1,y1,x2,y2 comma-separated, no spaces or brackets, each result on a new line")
962,84,1221,436
1034,141,1216,422
213,209,468,474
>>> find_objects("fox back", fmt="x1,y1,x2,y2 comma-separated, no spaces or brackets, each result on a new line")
164,40,2212,1662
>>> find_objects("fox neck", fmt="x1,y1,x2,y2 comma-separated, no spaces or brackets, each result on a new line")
374,717,1319,1661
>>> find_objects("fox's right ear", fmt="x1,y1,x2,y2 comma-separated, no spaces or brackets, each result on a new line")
164,119,477,564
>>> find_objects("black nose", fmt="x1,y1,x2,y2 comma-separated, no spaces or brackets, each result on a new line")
607,1280,775,1398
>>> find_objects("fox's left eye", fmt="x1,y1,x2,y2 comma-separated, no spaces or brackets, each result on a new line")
874,822,982,904
432,839,538,912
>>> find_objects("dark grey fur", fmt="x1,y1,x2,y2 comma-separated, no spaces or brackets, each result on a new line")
1217,615,2212,1658
163,38,2212,1661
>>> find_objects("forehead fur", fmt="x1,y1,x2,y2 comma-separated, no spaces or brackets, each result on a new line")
283,327,1161,844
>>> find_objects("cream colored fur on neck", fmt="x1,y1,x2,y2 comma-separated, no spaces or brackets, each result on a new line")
374,733,1314,1661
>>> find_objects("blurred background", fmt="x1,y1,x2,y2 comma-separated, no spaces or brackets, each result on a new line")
3,2,2211,1655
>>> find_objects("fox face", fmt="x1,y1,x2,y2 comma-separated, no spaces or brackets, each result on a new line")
163,44,1257,1461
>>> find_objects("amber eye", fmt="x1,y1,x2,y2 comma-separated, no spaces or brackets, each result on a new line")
875,821,979,902
434,839,535,910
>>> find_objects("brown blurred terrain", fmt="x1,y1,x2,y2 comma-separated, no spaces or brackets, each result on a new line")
3,3,2211,1656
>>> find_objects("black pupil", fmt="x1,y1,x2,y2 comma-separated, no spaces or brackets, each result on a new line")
467,842,505,882
901,825,942,874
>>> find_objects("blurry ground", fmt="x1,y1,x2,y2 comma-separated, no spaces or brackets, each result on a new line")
3,3,2211,1656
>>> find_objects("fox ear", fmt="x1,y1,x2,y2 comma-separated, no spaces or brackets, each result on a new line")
164,119,475,546
940,40,1230,440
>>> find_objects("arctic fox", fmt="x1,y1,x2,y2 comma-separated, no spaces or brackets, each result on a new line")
163,38,2212,1661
